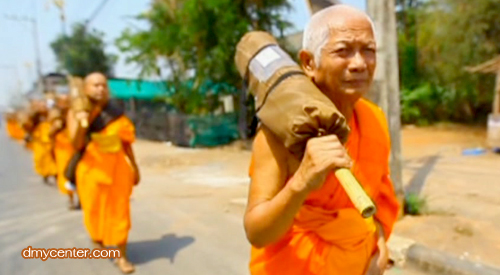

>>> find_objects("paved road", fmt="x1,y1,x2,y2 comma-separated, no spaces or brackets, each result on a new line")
0,128,425,275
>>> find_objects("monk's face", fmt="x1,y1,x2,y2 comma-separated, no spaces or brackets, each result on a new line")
85,74,109,104
304,15,376,103
56,94,70,110
32,99,48,114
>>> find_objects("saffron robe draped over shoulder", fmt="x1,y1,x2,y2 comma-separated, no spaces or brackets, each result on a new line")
249,99,400,275
31,121,57,177
6,120,25,140
76,115,135,246
54,128,75,194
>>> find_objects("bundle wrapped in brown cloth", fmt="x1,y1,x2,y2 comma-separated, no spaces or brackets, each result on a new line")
235,31,376,218
67,76,91,128
235,31,349,158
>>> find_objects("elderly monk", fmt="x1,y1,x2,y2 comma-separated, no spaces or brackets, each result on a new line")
49,94,78,209
67,72,140,274
244,5,399,275
29,99,57,183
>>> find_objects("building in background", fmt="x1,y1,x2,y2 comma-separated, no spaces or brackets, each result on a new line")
43,72,68,95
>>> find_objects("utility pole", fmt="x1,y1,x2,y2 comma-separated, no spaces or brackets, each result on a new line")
366,0,404,204
84,0,111,29
53,0,67,36
4,15,44,94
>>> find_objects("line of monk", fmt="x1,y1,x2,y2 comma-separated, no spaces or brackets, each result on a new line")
2,4,400,275
3,72,140,274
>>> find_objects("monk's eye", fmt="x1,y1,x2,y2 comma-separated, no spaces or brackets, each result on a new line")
364,47,376,54
333,48,349,56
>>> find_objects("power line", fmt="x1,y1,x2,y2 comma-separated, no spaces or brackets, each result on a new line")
85,0,111,27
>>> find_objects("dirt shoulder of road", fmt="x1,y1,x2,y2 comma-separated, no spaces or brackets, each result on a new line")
132,123,500,268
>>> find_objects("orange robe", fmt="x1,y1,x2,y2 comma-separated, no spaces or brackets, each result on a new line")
76,116,135,246
31,121,57,177
249,99,400,275
54,129,75,195
6,120,26,140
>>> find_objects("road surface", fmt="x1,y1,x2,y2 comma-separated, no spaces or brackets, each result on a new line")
0,127,425,275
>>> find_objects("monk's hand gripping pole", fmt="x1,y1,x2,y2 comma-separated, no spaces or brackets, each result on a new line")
319,129,377,218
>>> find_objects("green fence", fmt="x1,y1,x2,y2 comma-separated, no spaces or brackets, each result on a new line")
188,113,240,147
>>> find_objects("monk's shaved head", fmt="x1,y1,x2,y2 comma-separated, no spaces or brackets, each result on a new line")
302,5,375,65
84,72,107,84
84,72,109,104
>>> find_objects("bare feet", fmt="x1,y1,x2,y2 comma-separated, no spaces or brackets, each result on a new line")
115,257,135,274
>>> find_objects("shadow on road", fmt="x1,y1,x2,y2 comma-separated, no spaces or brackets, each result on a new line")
405,155,440,196
128,233,195,264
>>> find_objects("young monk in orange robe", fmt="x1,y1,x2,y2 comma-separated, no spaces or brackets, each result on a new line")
49,95,78,209
244,5,399,275
68,72,140,274
5,113,25,140
54,128,76,200
30,101,57,183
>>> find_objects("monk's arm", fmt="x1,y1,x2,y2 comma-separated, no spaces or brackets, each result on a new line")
123,142,140,184
244,127,310,248
49,119,63,138
123,143,138,167
67,109,87,150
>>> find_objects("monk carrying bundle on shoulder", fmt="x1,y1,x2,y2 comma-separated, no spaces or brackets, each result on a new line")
237,5,400,275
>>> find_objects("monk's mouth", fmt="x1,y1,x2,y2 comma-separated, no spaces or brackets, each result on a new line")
344,80,368,86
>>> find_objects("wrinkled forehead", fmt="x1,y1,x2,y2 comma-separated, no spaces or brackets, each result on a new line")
327,16,375,42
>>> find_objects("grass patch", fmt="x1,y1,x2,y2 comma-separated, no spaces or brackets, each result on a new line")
404,193,428,215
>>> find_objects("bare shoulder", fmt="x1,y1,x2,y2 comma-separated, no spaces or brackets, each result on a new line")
252,125,288,164
247,125,292,209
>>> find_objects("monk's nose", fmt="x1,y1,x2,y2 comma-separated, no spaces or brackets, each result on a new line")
348,52,367,73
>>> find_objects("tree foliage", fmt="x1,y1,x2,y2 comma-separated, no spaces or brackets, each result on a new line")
397,0,500,124
51,23,117,77
116,0,292,114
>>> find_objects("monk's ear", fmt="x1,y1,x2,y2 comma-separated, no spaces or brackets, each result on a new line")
299,50,316,80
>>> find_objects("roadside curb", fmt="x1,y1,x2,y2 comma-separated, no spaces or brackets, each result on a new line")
388,235,500,275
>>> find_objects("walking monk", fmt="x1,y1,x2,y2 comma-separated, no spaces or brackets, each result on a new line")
244,5,399,275
67,72,140,273
49,94,78,209
30,99,57,183
4,110,25,141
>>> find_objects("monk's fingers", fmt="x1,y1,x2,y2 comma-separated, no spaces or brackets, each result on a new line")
309,134,342,147
317,134,341,142
74,111,89,121
364,258,382,275
377,255,390,272
322,156,352,171
326,149,352,165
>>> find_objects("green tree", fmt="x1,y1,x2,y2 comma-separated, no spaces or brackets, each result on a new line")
116,0,292,114
397,0,500,123
51,23,117,77
396,0,422,90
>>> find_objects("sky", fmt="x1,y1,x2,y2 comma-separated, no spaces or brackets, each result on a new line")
0,0,366,108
